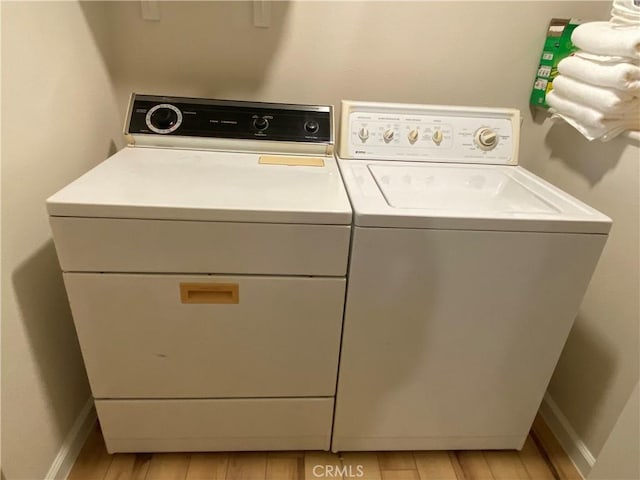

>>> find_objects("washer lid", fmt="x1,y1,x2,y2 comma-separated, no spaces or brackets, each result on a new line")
47,147,352,225
339,160,611,233
370,164,560,214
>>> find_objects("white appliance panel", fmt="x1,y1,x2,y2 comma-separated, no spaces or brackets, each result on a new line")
97,397,334,452
65,273,345,399
47,147,351,225
339,101,519,165
332,227,608,451
50,217,350,276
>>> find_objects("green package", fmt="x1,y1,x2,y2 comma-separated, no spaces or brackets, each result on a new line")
530,18,581,109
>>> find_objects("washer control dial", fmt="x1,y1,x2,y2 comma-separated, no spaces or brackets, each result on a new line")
432,129,443,145
358,127,370,142
146,104,183,134
475,127,499,150
408,129,419,144
383,129,395,143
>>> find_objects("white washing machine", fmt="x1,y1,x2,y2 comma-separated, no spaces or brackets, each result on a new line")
332,101,611,452
47,94,352,452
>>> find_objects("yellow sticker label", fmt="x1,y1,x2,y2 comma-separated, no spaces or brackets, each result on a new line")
259,155,325,167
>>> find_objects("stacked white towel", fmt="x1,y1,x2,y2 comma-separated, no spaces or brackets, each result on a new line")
547,91,640,141
552,75,639,111
558,53,640,92
571,21,640,59
547,11,640,141
611,0,640,27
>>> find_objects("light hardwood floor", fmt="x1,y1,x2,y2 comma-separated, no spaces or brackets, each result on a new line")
69,415,574,480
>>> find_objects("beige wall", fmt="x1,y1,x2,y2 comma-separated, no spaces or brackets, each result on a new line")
588,381,640,480
535,128,639,462
2,1,637,478
1,2,121,478
105,0,611,171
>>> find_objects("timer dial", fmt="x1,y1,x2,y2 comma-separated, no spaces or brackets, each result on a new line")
475,128,499,150
146,104,183,134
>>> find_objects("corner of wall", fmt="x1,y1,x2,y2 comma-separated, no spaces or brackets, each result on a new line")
45,398,96,480
540,393,596,478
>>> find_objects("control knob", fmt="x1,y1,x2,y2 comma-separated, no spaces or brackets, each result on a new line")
383,129,395,143
432,129,443,145
304,120,320,134
408,129,419,144
358,127,370,142
146,104,183,134
253,117,269,131
475,128,499,150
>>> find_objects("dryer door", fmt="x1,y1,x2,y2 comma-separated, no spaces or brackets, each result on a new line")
64,273,345,398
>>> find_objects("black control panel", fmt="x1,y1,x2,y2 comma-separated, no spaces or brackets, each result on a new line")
126,94,332,143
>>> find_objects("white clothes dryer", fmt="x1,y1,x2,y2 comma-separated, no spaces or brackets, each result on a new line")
332,101,611,452
48,94,352,453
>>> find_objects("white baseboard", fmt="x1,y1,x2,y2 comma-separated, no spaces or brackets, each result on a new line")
540,393,596,479
45,397,97,480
